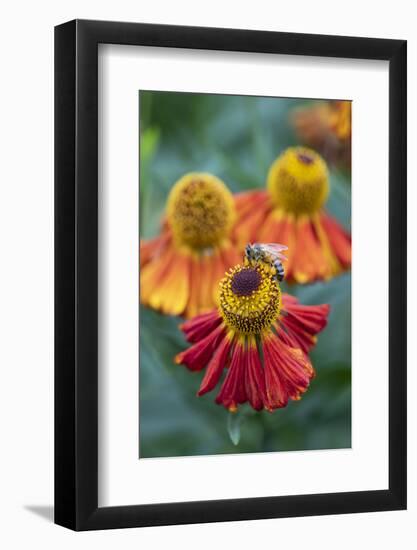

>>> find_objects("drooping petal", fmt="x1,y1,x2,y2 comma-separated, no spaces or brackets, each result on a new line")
233,190,272,246
198,331,234,396
150,253,191,316
319,212,351,268
312,213,343,276
185,256,202,319
215,337,247,411
140,237,160,268
194,253,215,314
219,240,242,273
274,338,314,395
263,333,315,410
140,227,171,268
140,244,176,304
256,208,280,242
262,334,287,409
274,212,297,276
180,310,223,343
280,294,330,353
291,215,330,283
211,249,229,307
244,335,266,411
234,189,270,221
208,242,242,309
175,323,226,371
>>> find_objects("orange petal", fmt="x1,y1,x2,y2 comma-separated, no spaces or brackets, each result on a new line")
184,256,201,319
233,190,272,246
257,209,283,242
211,250,228,306
277,213,296,277
196,254,215,313
140,228,171,268
140,243,175,304
234,190,269,219
292,216,330,283
220,240,242,270
312,213,342,276
152,253,191,316
320,212,351,268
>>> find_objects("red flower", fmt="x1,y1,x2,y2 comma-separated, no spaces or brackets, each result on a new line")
175,262,329,412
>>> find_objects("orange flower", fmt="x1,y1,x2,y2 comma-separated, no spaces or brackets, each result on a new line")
292,100,351,167
234,147,351,284
140,173,241,318
176,261,329,412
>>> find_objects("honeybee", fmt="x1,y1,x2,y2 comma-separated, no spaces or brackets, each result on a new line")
245,243,288,283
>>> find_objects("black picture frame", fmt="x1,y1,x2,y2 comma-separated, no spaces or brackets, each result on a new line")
55,19,407,531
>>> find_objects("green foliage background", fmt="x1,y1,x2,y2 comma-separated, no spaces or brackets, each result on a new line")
139,91,351,458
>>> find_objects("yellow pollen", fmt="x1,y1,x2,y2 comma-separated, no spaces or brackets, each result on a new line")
267,147,329,216
219,264,281,334
166,172,236,251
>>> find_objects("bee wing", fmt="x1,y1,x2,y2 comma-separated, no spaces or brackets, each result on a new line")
262,243,288,252
260,243,288,260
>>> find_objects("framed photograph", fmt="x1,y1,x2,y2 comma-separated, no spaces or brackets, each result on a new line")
55,19,407,530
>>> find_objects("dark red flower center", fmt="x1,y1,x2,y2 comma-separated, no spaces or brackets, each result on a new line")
297,152,314,165
231,267,262,296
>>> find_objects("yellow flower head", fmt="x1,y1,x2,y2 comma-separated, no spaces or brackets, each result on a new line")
267,146,329,216
219,263,282,334
166,172,236,251
141,172,241,318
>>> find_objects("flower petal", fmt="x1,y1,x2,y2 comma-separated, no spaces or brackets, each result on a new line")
233,190,271,246
312,213,342,276
196,253,216,312
175,323,226,371
154,253,191,316
244,336,266,411
292,216,330,283
198,332,234,396
280,294,330,353
180,310,223,343
185,257,202,319
140,222,172,268
263,333,314,410
140,243,176,304
319,212,351,268
215,338,247,411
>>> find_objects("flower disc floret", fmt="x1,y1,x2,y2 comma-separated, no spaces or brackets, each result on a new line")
267,146,329,215
166,172,236,250
219,264,281,334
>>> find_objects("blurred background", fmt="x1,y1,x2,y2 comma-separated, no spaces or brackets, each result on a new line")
139,91,351,458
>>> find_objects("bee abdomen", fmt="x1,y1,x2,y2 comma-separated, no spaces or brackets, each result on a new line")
274,260,285,281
